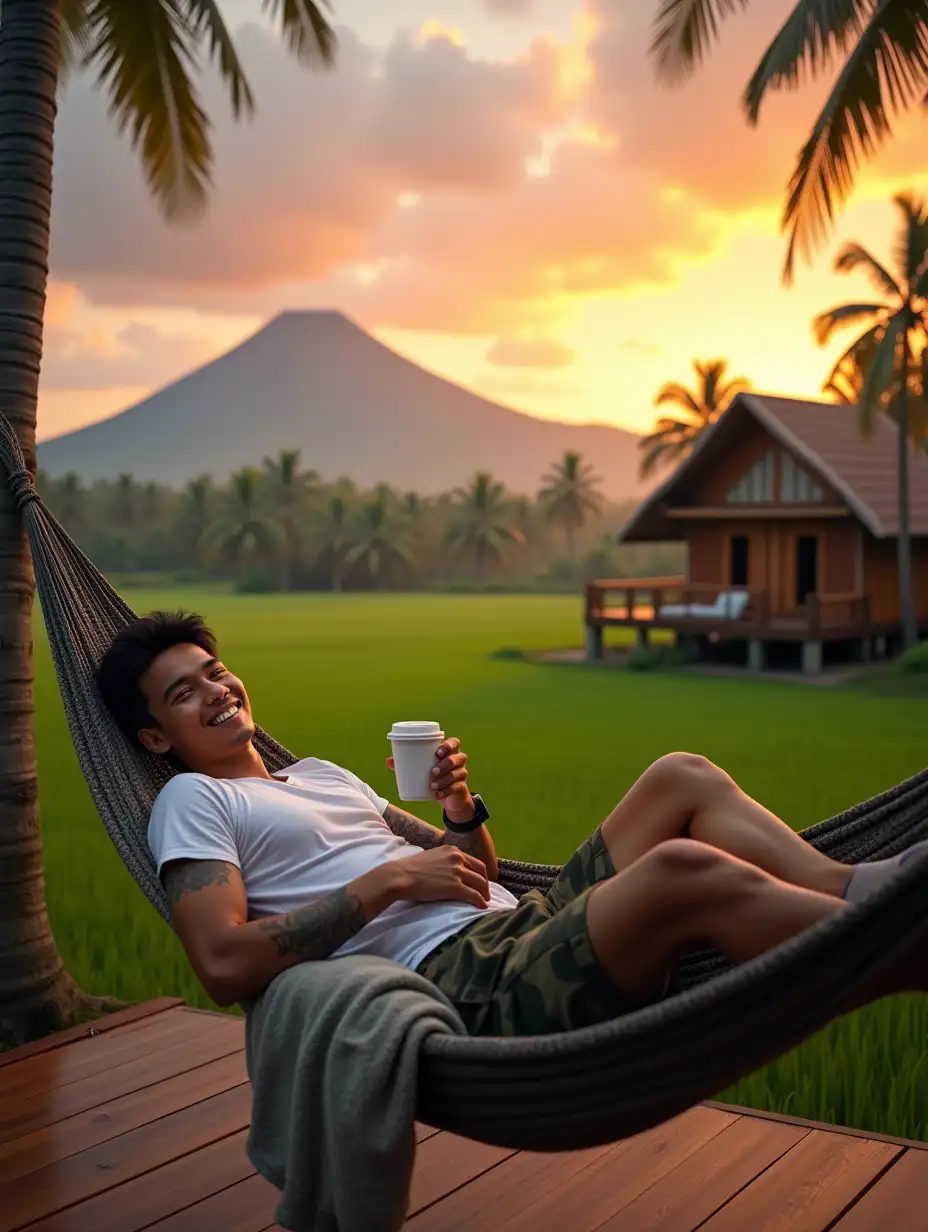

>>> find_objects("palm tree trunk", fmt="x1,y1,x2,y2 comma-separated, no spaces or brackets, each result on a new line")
0,0,121,1046
897,332,918,650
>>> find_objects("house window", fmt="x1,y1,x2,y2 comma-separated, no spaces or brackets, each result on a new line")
780,452,823,502
727,452,774,503
730,535,749,587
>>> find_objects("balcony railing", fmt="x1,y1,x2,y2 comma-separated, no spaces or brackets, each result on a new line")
585,579,871,633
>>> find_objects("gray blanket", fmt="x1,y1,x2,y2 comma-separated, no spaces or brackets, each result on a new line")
243,954,466,1232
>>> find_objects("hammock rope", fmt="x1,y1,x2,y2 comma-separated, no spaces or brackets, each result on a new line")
3,411,928,1152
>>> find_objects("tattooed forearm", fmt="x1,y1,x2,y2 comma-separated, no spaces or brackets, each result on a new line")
256,887,367,959
442,823,499,881
382,803,444,849
163,859,233,908
440,828,485,856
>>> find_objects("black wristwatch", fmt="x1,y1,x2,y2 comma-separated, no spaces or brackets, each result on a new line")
443,792,490,834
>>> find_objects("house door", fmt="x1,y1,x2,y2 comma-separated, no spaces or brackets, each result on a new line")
730,535,749,587
796,536,818,605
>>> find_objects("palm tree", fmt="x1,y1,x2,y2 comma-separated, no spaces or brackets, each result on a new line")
651,1,928,282
444,472,525,584
538,452,603,555
812,191,928,649
344,497,414,588
262,449,318,591
639,359,750,477
53,472,86,534
113,473,137,528
0,0,335,1045
823,334,876,405
200,468,288,577
822,326,928,442
174,474,214,569
310,493,354,592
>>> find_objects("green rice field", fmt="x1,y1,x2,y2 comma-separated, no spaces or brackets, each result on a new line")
34,588,928,1140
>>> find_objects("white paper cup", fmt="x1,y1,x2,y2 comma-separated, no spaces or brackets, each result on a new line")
388,721,444,802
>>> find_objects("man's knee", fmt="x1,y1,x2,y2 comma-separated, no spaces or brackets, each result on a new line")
641,837,762,893
641,836,722,878
644,751,734,802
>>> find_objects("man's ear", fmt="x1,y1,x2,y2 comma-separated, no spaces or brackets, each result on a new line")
138,726,172,756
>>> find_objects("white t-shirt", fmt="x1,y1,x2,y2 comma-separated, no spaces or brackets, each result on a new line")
148,757,518,971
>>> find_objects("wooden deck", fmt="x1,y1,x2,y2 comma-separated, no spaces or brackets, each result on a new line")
3,998,928,1231
584,579,882,646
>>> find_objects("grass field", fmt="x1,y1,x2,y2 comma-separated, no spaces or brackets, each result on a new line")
33,588,928,1140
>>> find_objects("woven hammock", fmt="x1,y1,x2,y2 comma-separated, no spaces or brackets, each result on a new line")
4,413,928,1152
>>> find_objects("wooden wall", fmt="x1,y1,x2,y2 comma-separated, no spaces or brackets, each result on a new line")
863,535,928,623
684,516,860,614
682,419,843,507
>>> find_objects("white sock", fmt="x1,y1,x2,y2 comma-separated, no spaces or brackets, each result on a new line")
842,841,928,903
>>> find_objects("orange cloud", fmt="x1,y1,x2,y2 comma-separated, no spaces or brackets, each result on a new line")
584,0,831,214
51,0,921,343
487,335,575,367
45,283,79,326
48,15,724,334
40,321,220,390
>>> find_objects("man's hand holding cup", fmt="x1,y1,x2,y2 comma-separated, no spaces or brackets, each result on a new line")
385,723,475,816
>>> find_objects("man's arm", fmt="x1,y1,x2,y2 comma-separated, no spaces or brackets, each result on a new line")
162,857,404,1007
162,844,492,1007
382,802,499,881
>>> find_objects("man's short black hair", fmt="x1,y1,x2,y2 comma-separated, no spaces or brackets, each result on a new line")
96,610,218,744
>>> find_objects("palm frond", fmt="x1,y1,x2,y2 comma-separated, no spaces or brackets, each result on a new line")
859,308,906,434
717,376,751,405
653,382,704,417
83,0,213,219
821,322,883,399
833,240,902,299
891,190,928,290
811,301,886,345
60,0,93,89
183,0,256,117
775,1,928,284
743,0,870,122
638,435,695,478
261,0,337,67
650,0,751,84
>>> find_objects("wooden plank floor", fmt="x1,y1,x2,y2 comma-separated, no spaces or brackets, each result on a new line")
2,999,927,1231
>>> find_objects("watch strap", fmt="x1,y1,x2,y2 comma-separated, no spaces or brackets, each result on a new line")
443,792,489,834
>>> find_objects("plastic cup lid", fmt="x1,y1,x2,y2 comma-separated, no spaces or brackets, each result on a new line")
388,721,443,740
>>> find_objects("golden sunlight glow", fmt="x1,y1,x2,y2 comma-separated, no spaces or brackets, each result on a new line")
417,21,465,48
40,6,928,449
557,9,597,102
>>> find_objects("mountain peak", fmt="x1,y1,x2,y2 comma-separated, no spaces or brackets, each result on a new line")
39,312,649,501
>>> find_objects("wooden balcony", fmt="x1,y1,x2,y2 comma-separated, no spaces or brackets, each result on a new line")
6,997,928,1231
585,578,875,644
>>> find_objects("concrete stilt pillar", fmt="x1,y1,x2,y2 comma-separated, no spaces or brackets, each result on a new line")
802,641,823,675
747,639,765,672
585,623,604,661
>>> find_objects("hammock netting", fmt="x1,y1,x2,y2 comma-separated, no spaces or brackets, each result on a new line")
3,413,928,1152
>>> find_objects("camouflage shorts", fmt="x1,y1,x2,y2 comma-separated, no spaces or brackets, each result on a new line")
415,826,638,1037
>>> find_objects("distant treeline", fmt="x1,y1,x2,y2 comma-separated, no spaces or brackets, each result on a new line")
36,450,682,593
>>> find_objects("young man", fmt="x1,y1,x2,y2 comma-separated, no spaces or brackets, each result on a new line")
97,611,925,1036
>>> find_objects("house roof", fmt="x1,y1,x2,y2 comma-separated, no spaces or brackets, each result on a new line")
620,392,928,542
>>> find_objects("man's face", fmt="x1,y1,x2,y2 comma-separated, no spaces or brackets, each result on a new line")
137,642,256,771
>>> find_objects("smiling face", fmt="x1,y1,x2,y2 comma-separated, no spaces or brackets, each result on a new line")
136,642,257,774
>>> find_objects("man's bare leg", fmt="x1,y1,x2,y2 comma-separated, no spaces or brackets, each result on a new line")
600,753,851,899
584,838,922,1007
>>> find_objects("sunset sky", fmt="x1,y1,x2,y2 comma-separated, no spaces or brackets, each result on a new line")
38,0,928,443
